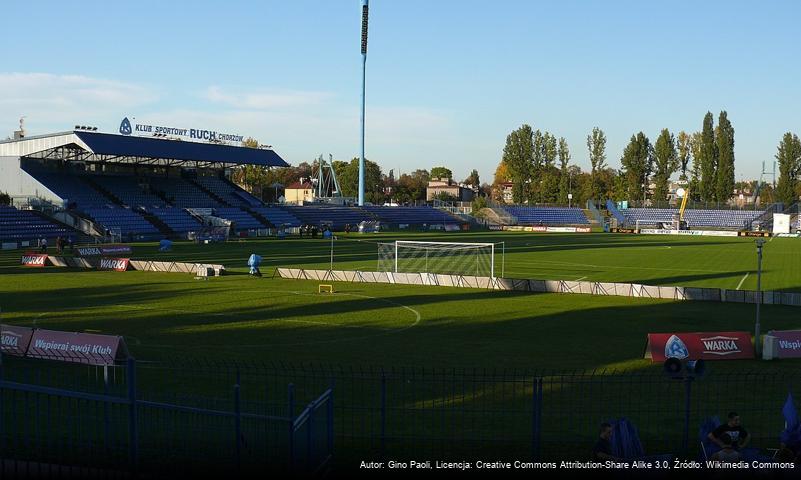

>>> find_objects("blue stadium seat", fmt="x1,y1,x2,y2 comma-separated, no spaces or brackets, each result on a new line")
501,206,589,225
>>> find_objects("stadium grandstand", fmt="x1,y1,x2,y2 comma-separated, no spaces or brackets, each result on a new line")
0,128,472,246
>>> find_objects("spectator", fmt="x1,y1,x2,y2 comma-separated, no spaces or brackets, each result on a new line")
710,434,741,462
709,412,750,449
592,423,618,461
40,237,48,253
56,236,63,254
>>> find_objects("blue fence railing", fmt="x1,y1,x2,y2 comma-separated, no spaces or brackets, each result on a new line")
2,353,801,475
0,355,334,478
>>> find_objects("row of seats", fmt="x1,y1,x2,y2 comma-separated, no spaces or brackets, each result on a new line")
282,206,374,230
621,208,764,228
148,177,222,208
82,207,159,235
195,176,262,207
251,206,302,228
90,176,165,208
149,208,202,233
363,206,460,225
0,206,76,242
24,170,112,209
214,208,265,230
502,206,590,225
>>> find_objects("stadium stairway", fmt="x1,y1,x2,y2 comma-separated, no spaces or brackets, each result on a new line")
188,178,233,207
246,208,274,228
139,210,174,237
606,199,626,225
80,176,125,207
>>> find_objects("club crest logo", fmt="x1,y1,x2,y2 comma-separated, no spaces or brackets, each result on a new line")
119,117,132,135
665,335,689,359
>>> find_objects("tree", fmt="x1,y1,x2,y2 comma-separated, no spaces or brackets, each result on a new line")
776,132,801,206
491,161,511,202
715,111,735,204
620,132,653,202
689,131,703,201
430,166,453,180
0,191,9,206
677,131,692,181
501,125,535,204
587,127,607,200
333,158,384,203
463,169,480,188
471,195,488,215
652,129,679,203
699,112,718,202
394,169,429,204
557,137,571,205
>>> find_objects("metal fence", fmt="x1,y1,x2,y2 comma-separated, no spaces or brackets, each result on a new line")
2,354,800,475
0,354,334,478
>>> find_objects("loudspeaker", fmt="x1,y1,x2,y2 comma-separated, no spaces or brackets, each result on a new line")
663,358,706,379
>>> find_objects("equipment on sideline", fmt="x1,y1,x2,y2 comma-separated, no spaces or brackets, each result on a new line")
377,240,503,277
247,253,262,277
318,284,334,294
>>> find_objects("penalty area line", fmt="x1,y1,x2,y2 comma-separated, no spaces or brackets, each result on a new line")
736,272,750,291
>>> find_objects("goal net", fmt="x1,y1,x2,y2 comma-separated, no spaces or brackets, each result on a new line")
377,241,503,277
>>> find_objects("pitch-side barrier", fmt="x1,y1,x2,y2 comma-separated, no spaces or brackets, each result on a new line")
43,256,225,275
275,268,801,308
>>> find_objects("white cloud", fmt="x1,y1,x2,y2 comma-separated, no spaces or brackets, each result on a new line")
201,86,331,110
0,72,159,133
0,73,158,109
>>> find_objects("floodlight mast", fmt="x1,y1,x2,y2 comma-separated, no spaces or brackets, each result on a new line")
358,0,369,206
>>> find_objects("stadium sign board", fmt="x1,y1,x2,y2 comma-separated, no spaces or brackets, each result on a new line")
639,229,739,237
644,332,754,362
21,253,48,267
1,324,34,357
503,226,591,233
77,245,133,257
99,258,130,271
27,329,129,366
610,228,639,234
768,330,801,358
119,116,245,143
738,231,771,238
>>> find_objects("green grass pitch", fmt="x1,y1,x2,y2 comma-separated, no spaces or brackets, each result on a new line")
2,231,800,371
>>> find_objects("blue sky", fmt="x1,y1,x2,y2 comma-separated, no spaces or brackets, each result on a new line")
1,0,799,183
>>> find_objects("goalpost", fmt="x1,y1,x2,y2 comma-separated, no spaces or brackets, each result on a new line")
377,241,504,278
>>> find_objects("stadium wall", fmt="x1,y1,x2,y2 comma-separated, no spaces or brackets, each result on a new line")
275,268,801,308
0,156,62,204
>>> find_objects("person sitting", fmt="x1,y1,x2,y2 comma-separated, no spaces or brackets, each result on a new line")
247,253,263,277
710,434,741,462
709,412,750,450
592,423,619,461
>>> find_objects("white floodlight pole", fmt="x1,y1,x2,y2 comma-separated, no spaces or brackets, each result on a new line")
358,0,369,206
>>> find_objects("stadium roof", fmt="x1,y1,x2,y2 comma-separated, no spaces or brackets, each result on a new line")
0,131,289,168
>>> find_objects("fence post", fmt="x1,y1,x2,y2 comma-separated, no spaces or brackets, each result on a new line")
306,400,314,473
682,376,693,454
380,373,386,456
234,369,241,474
127,357,138,472
103,365,110,456
327,383,334,459
531,377,542,460
288,383,295,470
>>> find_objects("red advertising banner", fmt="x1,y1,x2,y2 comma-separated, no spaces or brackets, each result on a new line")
1,324,34,356
77,245,133,257
21,253,48,267
99,258,130,271
770,330,801,358
26,329,129,365
645,332,754,362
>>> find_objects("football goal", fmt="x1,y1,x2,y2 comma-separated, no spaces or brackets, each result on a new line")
377,241,504,277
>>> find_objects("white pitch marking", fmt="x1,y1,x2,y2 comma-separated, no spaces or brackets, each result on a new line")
575,276,587,281
736,272,750,291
